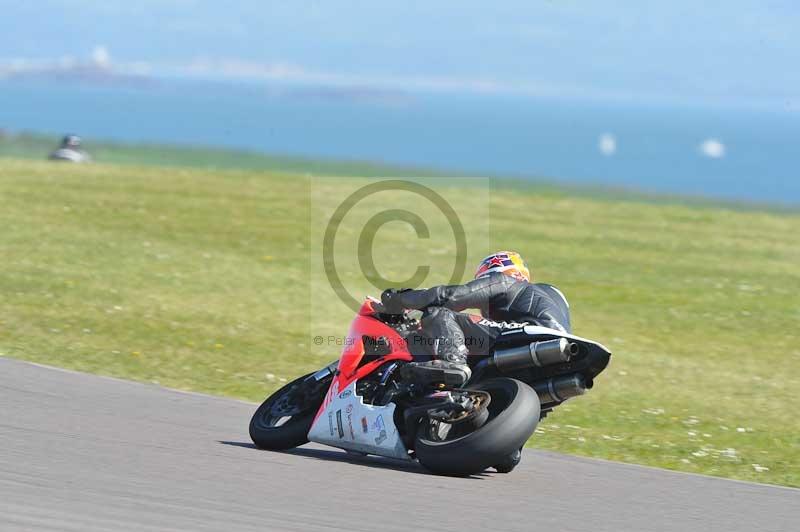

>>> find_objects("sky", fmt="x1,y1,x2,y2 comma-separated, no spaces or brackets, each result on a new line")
0,1,797,108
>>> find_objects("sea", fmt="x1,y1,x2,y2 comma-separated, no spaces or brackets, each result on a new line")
1,80,798,205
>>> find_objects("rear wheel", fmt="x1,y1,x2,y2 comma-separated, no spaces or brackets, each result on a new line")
493,447,523,473
249,373,327,451
414,378,539,476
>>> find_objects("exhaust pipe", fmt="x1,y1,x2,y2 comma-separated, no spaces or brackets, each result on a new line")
492,338,579,372
533,374,586,405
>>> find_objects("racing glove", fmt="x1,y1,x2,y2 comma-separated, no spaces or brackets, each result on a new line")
380,288,412,315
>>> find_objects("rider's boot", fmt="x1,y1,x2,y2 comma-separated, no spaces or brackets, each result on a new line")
401,343,472,387
401,306,472,387
401,359,471,387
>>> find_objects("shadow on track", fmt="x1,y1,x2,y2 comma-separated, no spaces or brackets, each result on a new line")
218,441,491,479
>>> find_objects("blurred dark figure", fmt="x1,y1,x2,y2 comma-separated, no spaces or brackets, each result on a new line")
49,134,92,163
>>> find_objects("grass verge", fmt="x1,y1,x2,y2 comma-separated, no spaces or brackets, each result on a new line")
0,157,798,486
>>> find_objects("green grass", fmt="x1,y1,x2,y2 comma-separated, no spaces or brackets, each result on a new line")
0,156,798,487
0,131,435,177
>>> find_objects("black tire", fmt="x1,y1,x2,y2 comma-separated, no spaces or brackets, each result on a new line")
249,373,324,451
493,447,523,473
414,378,539,476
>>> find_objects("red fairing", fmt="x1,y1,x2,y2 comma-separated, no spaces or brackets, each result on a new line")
358,298,378,316
313,300,413,422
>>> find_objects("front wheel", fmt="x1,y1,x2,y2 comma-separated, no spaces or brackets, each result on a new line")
249,372,326,451
414,378,539,476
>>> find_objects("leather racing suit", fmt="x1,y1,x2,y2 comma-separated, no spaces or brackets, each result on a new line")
381,272,571,370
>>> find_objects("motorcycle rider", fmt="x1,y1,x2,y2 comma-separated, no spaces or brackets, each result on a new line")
381,251,571,386
49,134,91,163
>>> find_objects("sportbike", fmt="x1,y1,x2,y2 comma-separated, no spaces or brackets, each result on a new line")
250,297,610,476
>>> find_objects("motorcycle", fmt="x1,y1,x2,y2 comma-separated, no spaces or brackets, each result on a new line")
250,297,611,476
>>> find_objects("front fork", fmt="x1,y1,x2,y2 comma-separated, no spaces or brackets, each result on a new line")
304,360,339,384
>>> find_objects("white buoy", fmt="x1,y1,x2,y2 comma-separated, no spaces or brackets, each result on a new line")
598,133,617,156
699,138,725,159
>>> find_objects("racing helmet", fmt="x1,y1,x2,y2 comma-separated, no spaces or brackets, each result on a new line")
62,134,82,148
474,251,531,282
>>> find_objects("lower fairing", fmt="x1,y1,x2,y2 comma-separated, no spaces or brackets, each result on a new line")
308,382,411,461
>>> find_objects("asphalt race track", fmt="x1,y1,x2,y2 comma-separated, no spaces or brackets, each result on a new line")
1,357,797,532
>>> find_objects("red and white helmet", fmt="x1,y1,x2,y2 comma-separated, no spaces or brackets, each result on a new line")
474,251,531,282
